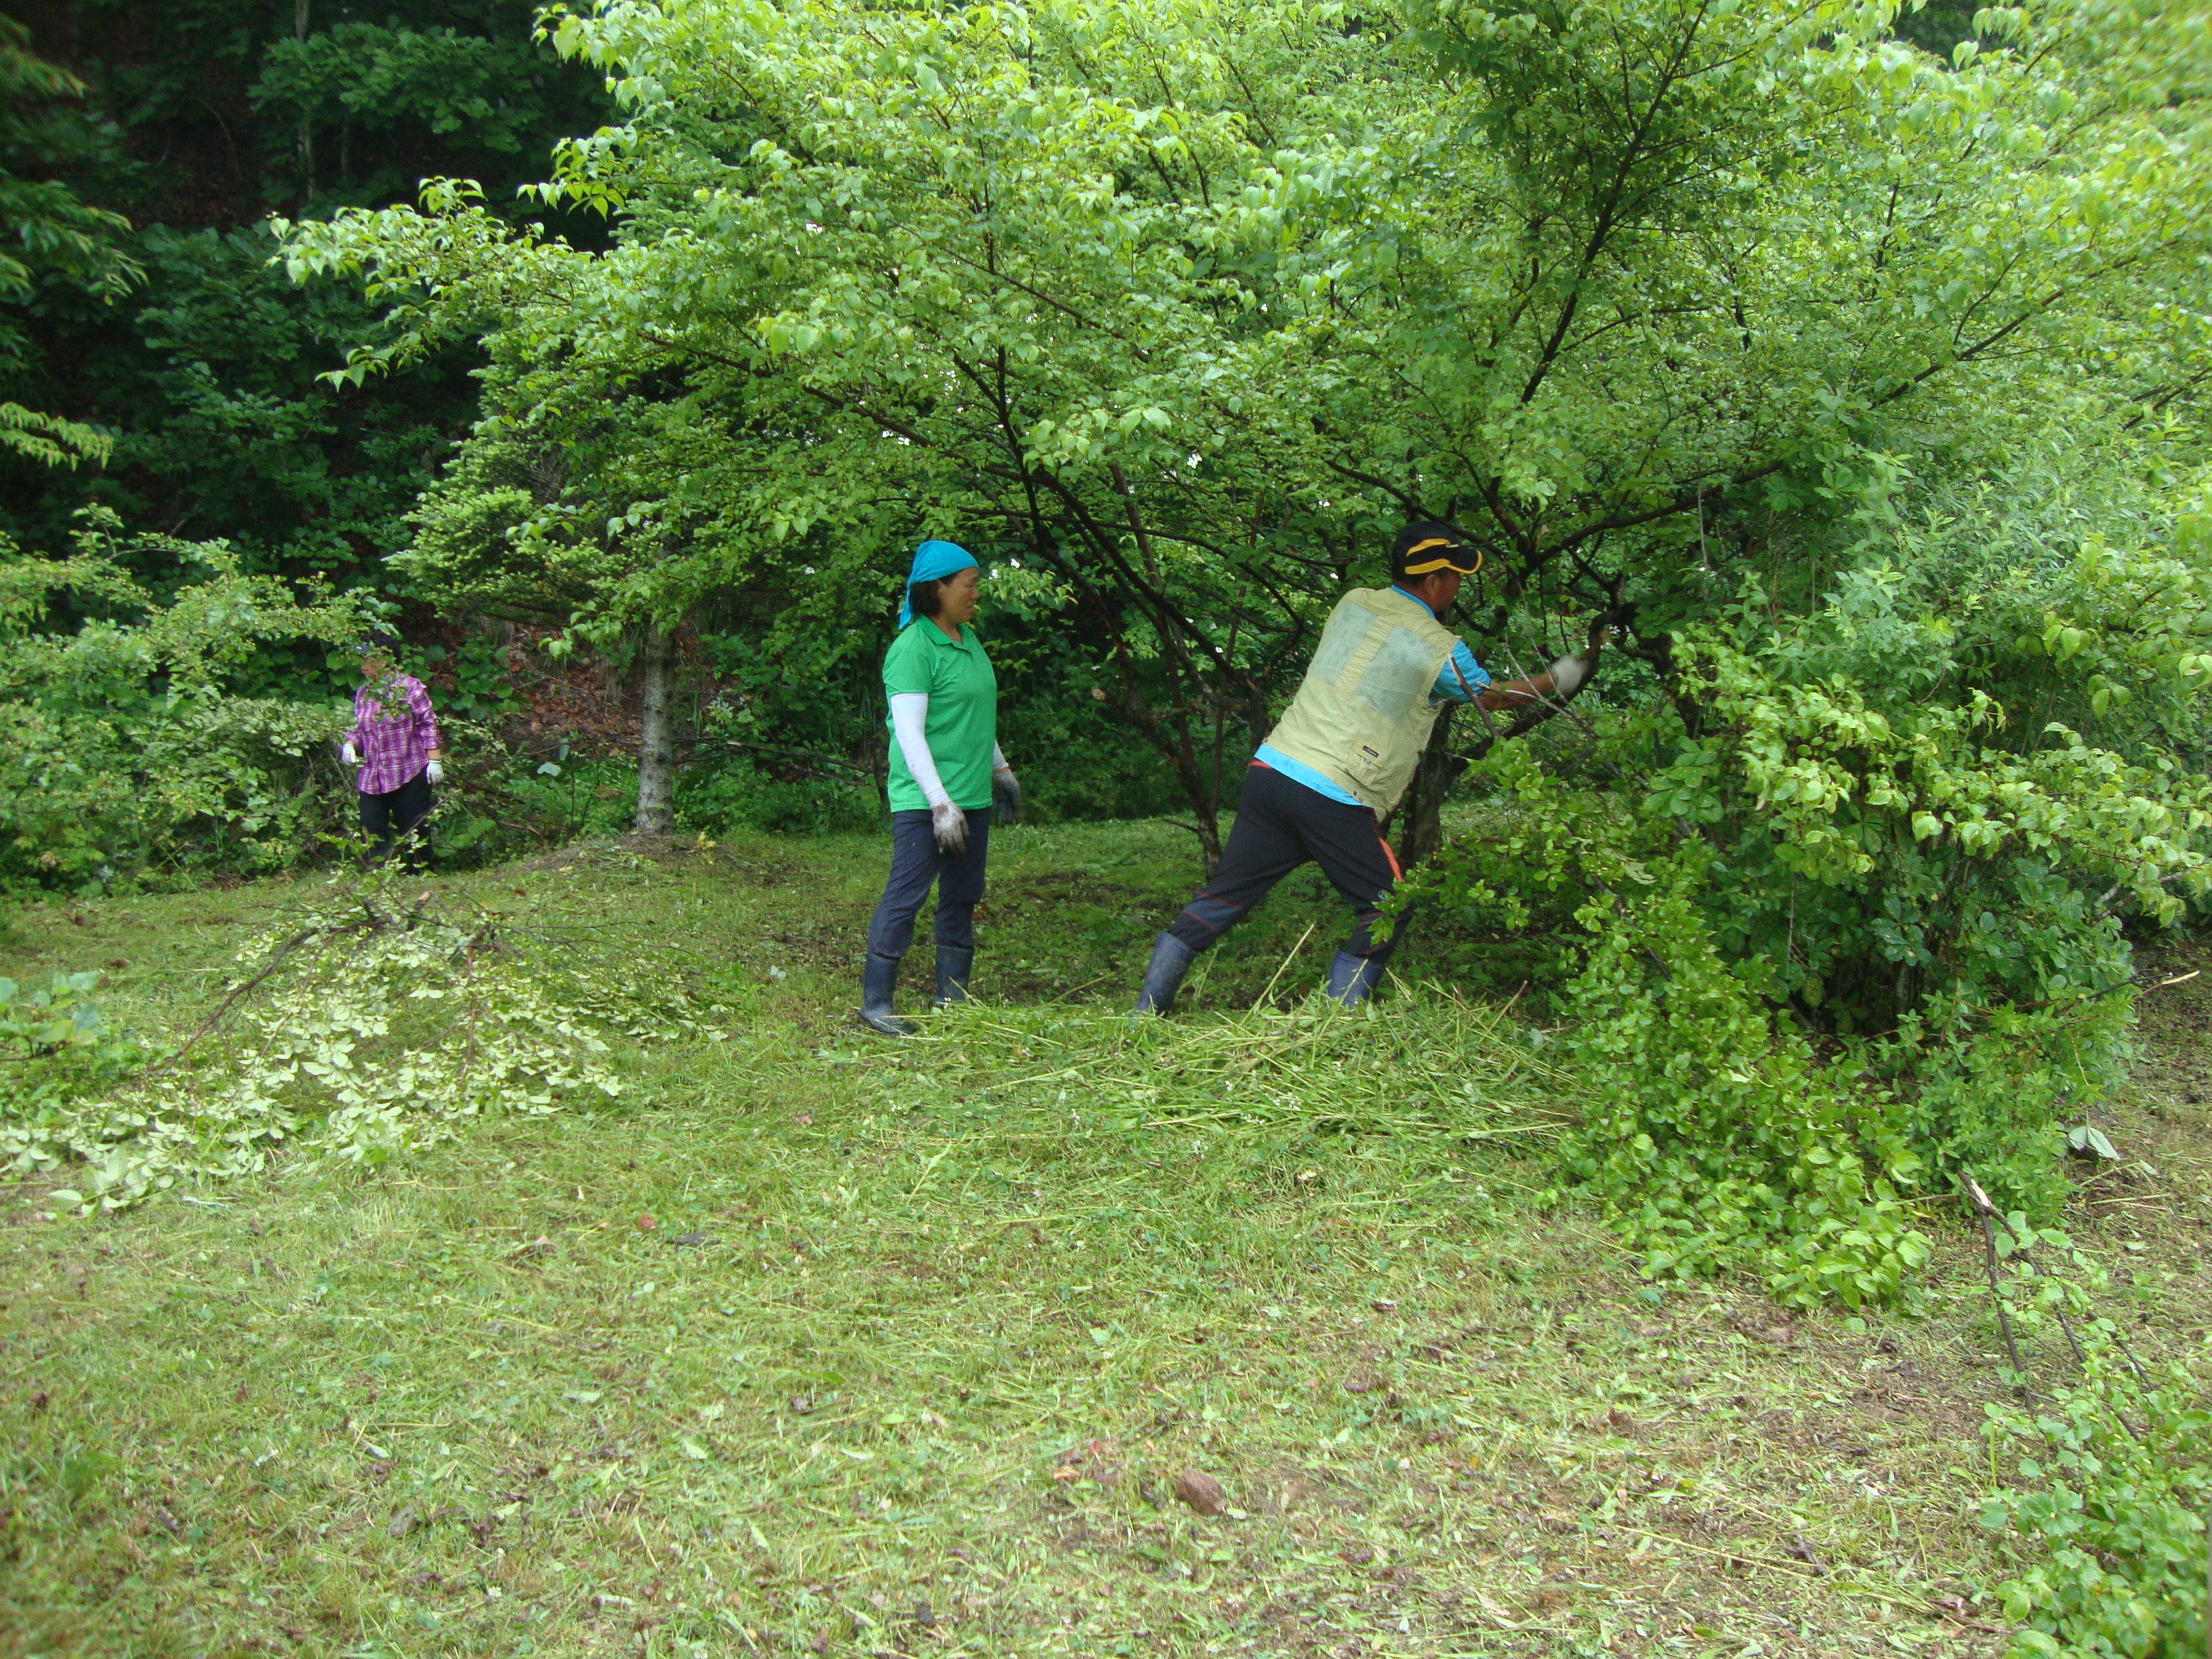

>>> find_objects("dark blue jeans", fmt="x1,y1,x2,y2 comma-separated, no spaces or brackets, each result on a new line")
865,809,990,958
1166,763,1408,960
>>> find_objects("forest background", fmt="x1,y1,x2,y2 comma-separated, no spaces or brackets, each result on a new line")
0,0,1220,874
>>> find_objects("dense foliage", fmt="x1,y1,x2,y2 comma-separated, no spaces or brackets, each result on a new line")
0,18,134,473
271,0,2212,1305
14,4,2212,1644
1413,464,2211,1299
0,2,607,602
8,0,2211,1284
0,509,372,891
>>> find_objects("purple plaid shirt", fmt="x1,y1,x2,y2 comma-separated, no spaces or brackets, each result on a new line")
348,672,442,796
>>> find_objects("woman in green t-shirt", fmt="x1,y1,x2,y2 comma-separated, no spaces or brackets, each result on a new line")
859,540,1021,1036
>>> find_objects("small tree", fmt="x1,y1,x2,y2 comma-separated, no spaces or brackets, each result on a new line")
401,375,729,837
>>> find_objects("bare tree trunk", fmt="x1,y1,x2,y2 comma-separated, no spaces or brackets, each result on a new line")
1391,710,1486,871
1097,676,1225,868
1165,702,1223,871
634,623,678,836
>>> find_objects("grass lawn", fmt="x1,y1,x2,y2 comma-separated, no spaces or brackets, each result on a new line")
4,819,2209,1658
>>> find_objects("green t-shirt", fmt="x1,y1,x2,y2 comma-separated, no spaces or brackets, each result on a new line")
882,618,998,813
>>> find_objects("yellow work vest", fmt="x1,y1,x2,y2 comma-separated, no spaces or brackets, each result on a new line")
1263,587,1461,815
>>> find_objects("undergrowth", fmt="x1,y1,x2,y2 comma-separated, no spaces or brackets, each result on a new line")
0,937,2013,1656
1974,1212,2212,1659
1413,717,2147,1315
8,833,2212,1654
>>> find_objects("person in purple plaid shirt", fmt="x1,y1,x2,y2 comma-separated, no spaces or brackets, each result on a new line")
341,634,445,870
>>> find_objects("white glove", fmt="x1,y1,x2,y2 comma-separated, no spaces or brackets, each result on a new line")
341,741,359,766
426,758,445,786
992,767,1021,826
1547,629,1609,699
930,796,968,852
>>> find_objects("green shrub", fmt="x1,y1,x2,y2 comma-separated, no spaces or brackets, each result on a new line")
1407,480,2211,1305
0,510,372,893
0,970,145,1204
675,757,879,838
0,969,141,1086
1553,851,1932,1308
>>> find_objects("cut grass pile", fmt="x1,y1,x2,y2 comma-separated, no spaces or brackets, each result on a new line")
3,822,2211,1657
14,872,727,1214
904,983,1572,1139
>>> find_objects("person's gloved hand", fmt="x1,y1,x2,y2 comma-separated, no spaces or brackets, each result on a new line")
341,741,359,766
426,757,445,786
1545,626,1612,699
991,766,1021,826
930,796,968,852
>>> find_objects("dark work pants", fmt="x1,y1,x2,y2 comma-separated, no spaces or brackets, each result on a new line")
865,809,991,959
359,769,434,872
1167,763,1408,960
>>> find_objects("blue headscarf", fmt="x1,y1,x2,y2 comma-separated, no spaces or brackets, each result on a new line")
898,539,979,628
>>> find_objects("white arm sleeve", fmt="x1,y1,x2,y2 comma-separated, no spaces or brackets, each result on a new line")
992,743,1011,775
889,693,949,807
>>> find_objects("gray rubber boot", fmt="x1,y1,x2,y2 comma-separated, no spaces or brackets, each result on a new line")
1324,949,1386,1008
857,952,914,1036
934,944,975,1007
1132,933,1197,1016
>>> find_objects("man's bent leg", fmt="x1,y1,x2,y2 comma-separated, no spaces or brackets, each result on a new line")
1139,767,1309,1015
1164,769,1309,952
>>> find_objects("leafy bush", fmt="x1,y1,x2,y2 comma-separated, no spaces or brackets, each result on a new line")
0,972,144,1158
1555,851,1933,1309
0,510,372,893
675,757,878,838
489,751,642,846
1409,476,2212,1305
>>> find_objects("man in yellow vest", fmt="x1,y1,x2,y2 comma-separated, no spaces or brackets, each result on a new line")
1133,522,1605,1014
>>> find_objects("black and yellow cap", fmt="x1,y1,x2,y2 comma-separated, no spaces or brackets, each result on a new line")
1391,520,1482,581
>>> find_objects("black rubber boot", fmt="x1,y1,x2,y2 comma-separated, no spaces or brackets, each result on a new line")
1324,949,1385,1008
934,944,975,1008
857,952,914,1036
1132,933,1197,1016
